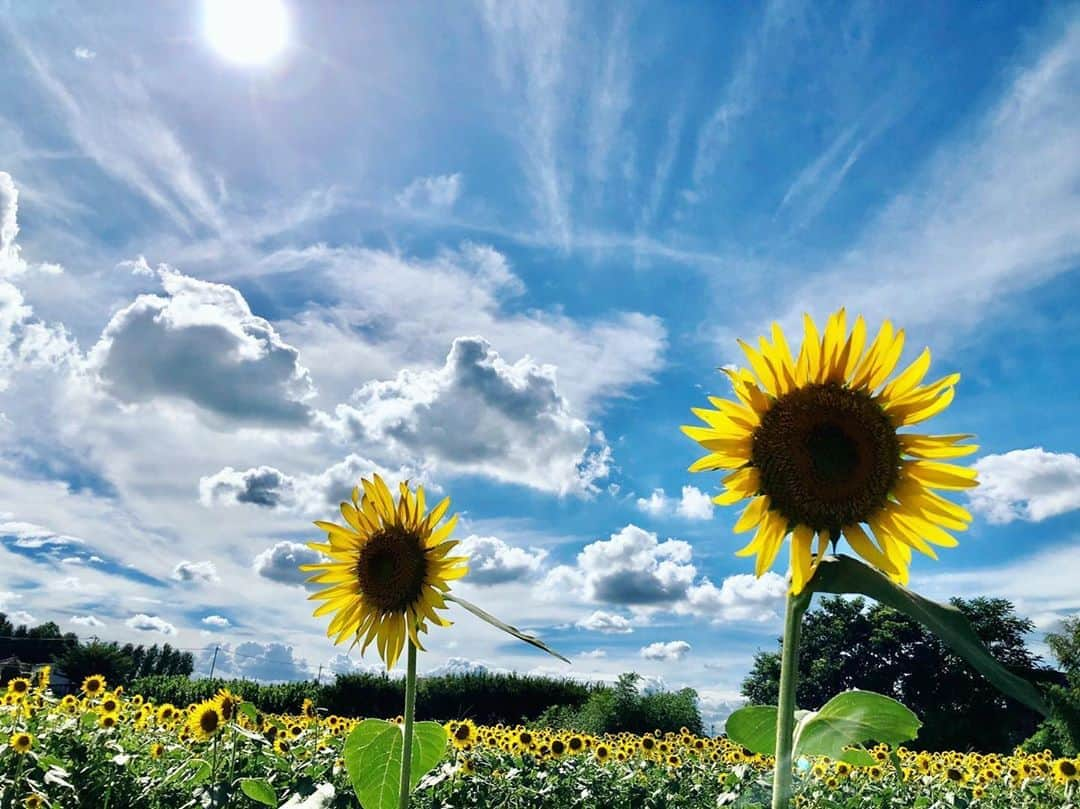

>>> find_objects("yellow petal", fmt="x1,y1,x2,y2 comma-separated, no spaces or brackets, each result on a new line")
790,525,814,594
881,347,931,401
734,496,770,534
843,523,898,574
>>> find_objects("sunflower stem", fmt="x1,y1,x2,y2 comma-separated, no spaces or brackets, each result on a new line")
772,590,809,809
398,639,418,809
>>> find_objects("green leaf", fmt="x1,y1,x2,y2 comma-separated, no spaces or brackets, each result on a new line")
838,748,877,768
725,706,779,755
808,554,1049,716
185,759,212,785
343,719,447,809
444,593,570,663
79,712,98,729
239,778,277,806
793,690,921,760
238,702,258,724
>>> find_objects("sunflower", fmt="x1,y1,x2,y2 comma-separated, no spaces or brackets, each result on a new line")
150,742,165,759
9,732,33,754
24,796,44,809
303,475,469,670
188,701,225,741
683,309,977,592
1053,757,1079,784
213,689,239,722
157,703,177,723
7,678,30,697
81,674,106,697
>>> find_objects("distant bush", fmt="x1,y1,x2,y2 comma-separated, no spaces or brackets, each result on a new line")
130,670,596,724
536,673,703,736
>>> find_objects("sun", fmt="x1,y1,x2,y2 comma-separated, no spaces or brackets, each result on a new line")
203,0,289,66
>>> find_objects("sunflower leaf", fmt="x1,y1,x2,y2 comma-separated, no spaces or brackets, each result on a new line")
444,593,570,663
724,705,778,755
807,554,1049,716
343,719,446,809
792,690,920,760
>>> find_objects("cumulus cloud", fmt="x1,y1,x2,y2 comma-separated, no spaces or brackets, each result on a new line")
458,535,547,585
8,610,36,626
640,640,691,661
578,649,607,659
201,615,230,629
677,573,788,623
426,657,508,677
196,642,311,682
199,454,435,513
397,173,463,211
70,614,105,628
575,610,634,634
0,173,21,277
171,560,219,584
635,486,714,520
253,541,321,586
88,269,314,426
326,336,609,495
73,47,96,60
125,613,177,635
970,448,1080,524
542,524,695,605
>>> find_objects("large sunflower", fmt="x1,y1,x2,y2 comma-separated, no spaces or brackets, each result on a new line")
303,475,469,670
683,309,977,593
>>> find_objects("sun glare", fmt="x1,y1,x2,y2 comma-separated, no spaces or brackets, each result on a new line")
203,0,289,66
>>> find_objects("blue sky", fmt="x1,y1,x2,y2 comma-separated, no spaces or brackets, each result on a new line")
0,0,1078,726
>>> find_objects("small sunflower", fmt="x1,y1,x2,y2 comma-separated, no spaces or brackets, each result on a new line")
213,689,240,722
150,742,165,759
81,674,106,697
683,309,977,592
9,732,33,754
1053,757,1079,784
6,678,30,697
188,701,225,741
24,796,44,809
303,475,468,670
99,713,118,730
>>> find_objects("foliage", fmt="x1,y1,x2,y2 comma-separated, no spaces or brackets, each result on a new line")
132,670,593,725
0,614,78,681
1026,616,1080,756
536,673,703,736
741,596,1053,752
54,641,194,687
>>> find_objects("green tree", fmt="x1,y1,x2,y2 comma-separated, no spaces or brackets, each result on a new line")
1025,616,1080,755
741,596,1051,752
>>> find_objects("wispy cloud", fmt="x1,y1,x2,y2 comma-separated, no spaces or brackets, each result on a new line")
772,14,1080,343
480,0,573,247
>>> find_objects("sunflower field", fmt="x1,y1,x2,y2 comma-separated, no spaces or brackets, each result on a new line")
2,671,1077,809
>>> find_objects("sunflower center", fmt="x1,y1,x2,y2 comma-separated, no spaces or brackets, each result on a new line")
355,525,429,613
751,383,900,534
200,710,220,734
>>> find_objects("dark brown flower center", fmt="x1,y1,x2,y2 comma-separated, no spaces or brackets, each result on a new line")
355,526,428,612
751,383,900,535
199,710,220,734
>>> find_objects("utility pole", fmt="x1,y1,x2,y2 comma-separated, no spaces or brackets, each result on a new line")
316,665,323,685
208,645,220,680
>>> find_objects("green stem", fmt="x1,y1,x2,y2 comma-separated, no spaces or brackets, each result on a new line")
398,640,418,809
771,591,809,809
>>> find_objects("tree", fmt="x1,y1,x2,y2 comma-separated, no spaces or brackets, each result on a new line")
741,596,1052,752
1025,616,1080,755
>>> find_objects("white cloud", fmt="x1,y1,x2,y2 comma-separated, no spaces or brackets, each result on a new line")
640,640,691,661
778,17,1080,340
195,642,311,682
635,489,668,516
396,173,463,211
199,454,435,513
970,448,1080,524
73,47,96,61
70,614,105,628
677,573,788,624
8,610,36,626
327,336,610,495
0,172,22,278
676,486,714,520
253,541,321,586
426,657,508,677
542,524,695,605
201,615,231,629
636,486,714,520
88,269,315,426
125,613,177,635
458,535,547,585
171,559,219,584
575,610,633,634
579,649,607,660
